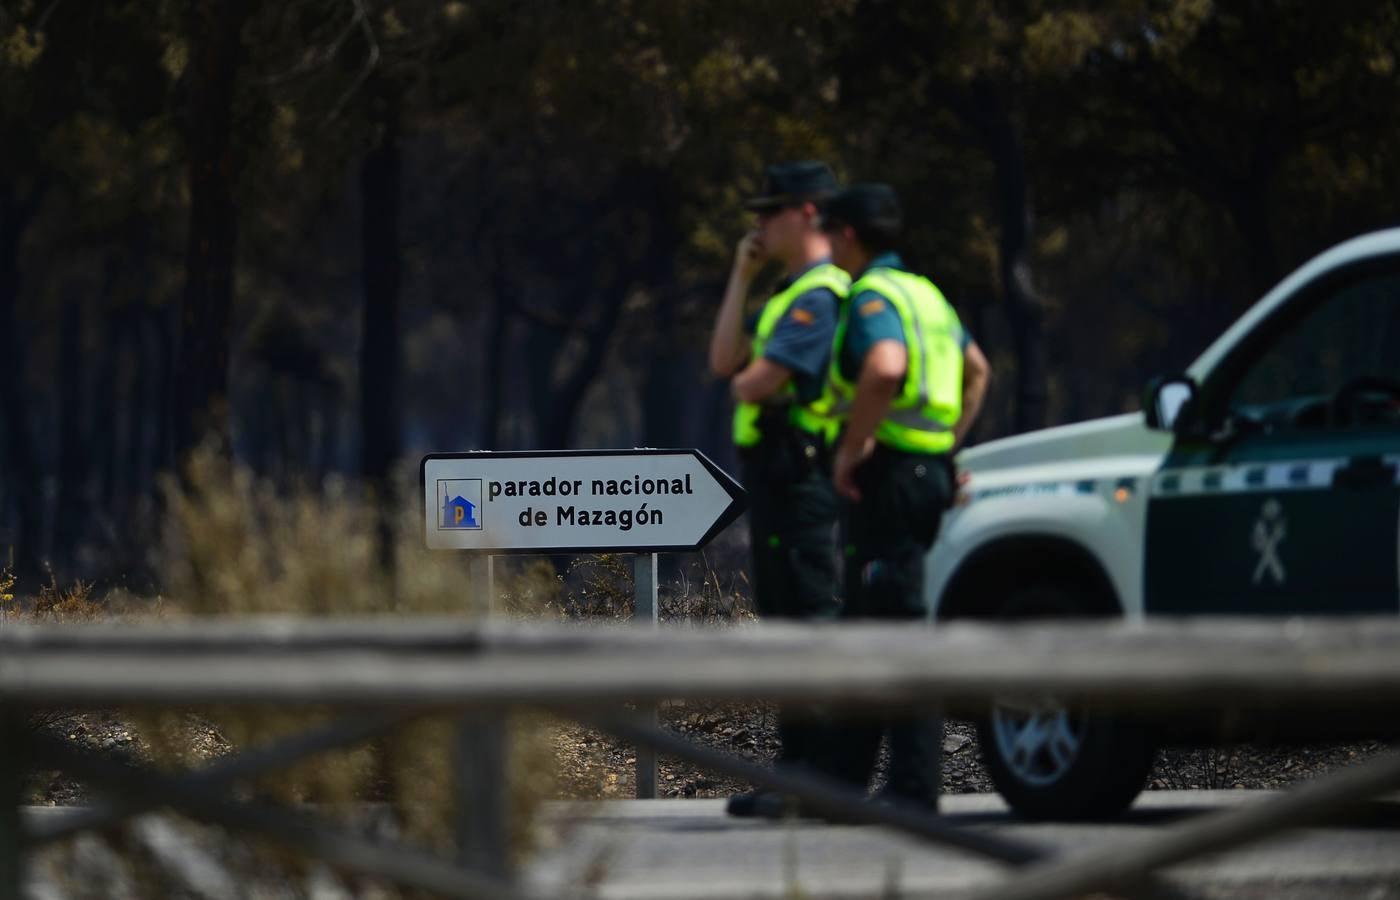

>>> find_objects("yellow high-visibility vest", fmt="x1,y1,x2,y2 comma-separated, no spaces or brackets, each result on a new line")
732,263,849,448
825,267,963,454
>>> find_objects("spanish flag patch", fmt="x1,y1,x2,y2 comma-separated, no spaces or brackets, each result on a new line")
789,307,815,325
859,298,886,317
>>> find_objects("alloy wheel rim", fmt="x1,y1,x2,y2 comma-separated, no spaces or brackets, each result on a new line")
991,699,1084,787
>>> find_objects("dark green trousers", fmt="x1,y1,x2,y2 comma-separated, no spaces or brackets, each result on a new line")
826,445,952,801
742,437,840,767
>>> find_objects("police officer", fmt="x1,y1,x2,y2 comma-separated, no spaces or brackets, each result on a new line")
818,183,990,810
708,161,848,818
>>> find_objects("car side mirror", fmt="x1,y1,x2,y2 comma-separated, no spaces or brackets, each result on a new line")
1143,376,1198,432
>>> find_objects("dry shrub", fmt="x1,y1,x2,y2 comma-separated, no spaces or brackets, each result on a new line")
30,575,107,623
158,448,469,617
124,447,556,884
663,552,755,625
554,554,635,620
0,565,14,631
497,558,567,617
2,568,149,627
543,550,756,626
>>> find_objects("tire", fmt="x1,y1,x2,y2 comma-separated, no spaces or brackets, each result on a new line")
974,584,1156,820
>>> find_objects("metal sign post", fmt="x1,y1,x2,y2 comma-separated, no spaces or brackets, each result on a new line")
468,554,494,615
459,553,504,873
634,552,659,799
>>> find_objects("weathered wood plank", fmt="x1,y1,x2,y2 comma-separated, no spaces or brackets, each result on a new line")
0,712,22,900
3,618,1400,711
456,713,511,880
2,615,1398,652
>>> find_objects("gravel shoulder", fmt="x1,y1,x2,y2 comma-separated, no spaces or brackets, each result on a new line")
26,705,1389,806
545,701,1389,801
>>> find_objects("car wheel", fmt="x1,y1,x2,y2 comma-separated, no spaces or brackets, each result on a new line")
974,585,1156,820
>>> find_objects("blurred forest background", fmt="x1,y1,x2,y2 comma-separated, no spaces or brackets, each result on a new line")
3,0,1400,582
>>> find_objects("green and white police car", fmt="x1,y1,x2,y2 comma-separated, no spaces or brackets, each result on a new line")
930,228,1400,819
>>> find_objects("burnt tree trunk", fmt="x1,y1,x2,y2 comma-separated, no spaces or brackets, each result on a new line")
538,168,675,448
0,188,44,575
538,304,626,450
94,301,126,511
481,238,511,450
638,248,687,448
155,303,177,474
962,81,1049,434
639,301,689,447
175,0,249,464
359,85,402,484
359,82,403,568
1223,169,1282,301
53,294,87,571
124,314,155,503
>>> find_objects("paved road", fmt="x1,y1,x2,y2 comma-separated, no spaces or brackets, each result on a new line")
17,791,1400,898
525,792,1400,899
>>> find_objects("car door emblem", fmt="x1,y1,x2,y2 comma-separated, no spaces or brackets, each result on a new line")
1251,499,1287,586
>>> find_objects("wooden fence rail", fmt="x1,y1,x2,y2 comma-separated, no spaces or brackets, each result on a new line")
5,617,1400,711
4,615,1400,900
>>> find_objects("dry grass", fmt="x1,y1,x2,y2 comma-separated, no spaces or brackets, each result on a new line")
158,449,470,618
29,574,109,622
155,449,557,858
15,448,562,895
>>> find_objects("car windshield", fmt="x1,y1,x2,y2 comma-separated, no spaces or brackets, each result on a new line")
1228,272,1400,430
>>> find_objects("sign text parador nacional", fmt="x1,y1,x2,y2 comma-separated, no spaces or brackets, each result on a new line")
421,449,746,552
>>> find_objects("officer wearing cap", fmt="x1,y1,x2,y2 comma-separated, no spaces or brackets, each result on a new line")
818,183,991,810
708,161,848,818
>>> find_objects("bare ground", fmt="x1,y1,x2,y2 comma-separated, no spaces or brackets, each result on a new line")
539,702,1389,802
25,705,1389,807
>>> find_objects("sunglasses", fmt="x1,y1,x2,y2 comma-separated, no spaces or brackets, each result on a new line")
755,202,805,219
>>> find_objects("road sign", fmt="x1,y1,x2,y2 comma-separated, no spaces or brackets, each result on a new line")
421,449,746,553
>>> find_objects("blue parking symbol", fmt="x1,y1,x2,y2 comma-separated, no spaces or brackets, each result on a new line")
438,479,483,530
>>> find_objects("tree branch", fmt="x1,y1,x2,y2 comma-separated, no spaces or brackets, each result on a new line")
36,0,65,32
256,0,366,87
327,0,380,121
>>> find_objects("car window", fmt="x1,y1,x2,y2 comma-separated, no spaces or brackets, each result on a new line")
1229,272,1400,425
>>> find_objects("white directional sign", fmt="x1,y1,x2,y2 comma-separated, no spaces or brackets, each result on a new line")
421,449,746,552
